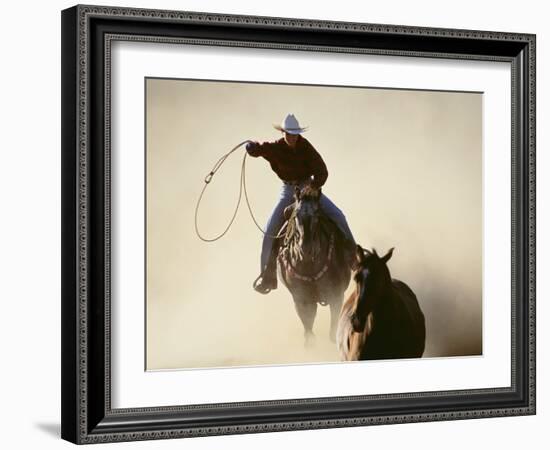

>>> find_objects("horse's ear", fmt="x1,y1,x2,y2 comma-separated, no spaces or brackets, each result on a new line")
355,244,365,265
381,247,395,264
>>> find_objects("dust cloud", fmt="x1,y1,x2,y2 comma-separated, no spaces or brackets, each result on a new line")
145,79,482,370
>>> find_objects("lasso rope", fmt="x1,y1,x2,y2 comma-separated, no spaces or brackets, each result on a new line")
194,140,288,242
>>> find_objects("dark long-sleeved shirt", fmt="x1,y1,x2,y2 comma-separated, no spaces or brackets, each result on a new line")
246,135,328,188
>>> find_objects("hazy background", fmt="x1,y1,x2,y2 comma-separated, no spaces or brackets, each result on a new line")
145,78,482,370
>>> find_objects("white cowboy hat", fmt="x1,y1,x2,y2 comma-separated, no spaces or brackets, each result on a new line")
273,113,308,134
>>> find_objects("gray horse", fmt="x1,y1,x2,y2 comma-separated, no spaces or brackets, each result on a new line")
276,185,353,346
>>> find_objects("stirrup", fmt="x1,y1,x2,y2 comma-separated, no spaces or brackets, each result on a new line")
252,274,275,294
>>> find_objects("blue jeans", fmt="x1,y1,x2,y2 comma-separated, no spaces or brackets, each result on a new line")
260,183,356,272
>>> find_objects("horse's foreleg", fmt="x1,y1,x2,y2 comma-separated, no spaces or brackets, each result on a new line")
294,301,317,347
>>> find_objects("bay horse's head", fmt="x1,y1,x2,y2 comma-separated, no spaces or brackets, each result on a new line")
291,184,322,259
350,245,394,333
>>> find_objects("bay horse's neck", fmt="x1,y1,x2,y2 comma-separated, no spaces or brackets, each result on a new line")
368,282,397,328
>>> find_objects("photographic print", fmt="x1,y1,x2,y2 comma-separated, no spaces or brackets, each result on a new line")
145,78,482,370
62,7,535,442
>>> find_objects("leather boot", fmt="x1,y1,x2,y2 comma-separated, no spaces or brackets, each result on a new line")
253,239,280,294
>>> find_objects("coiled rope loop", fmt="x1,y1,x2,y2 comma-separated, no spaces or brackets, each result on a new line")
194,140,287,242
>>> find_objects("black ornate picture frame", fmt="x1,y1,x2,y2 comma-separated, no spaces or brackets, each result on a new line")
61,4,536,444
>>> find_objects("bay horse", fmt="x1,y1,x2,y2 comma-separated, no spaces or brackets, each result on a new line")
337,245,425,361
276,185,353,346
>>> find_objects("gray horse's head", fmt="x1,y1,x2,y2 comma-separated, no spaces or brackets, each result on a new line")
292,185,322,260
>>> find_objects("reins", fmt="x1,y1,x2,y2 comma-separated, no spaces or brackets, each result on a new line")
194,140,288,242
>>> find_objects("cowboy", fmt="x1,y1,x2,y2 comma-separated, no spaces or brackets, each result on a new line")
246,113,356,294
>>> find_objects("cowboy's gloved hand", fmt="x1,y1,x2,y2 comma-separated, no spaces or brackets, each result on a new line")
246,141,258,153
